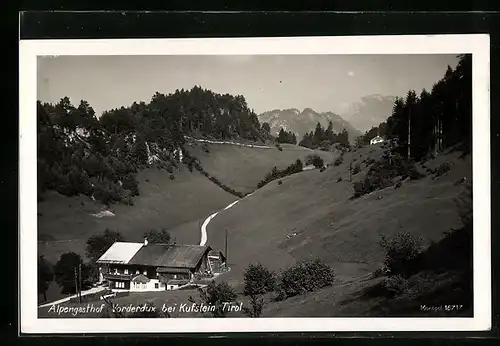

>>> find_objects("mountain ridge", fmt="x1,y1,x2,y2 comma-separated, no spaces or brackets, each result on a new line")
258,108,361,143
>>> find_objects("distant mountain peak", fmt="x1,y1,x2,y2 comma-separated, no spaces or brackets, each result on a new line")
258,107,361,143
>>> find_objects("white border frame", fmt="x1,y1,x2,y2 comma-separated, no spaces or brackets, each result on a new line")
20,34,491,333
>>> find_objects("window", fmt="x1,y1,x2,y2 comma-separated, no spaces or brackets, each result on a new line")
136,269,140,274
155,283,159,289
124,269,129,274
173,274,177,279
115,281,125,289
114,268,118,274
143,270,147,275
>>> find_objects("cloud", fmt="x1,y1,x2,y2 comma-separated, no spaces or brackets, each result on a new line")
347,71,355,77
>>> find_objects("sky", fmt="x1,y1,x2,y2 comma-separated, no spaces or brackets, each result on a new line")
37,54,459,117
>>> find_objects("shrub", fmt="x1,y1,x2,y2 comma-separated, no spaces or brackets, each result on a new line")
407,166,426,180
381,275,409,297
243,263,276,296
169,174,175,180
352,163,361,175
352,153,422,198
277,180,283,185
305,154,324,168
91,176,127,205
275,258,335,300
257,160,303,188
337,177,342,182
320,166,326,172
394,181,402,189
334,155,344,166
455,183,472,228
122,172,139,196
379,231,424,276
276,143,283,151
166,163,174,174
189,280,237,317
242,294,265,318
365,157,376,166
433,161,453,178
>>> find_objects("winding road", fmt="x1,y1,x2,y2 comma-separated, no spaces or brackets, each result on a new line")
199,193,253,246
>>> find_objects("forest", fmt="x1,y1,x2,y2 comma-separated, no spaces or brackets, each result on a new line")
357,54,472,161
37,86,272,205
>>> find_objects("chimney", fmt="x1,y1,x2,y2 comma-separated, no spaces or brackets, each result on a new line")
144,237,148,246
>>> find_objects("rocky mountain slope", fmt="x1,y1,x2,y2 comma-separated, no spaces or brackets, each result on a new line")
258,108,361,143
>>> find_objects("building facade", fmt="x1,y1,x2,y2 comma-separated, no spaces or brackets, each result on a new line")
96,239,220,292
370,135,385,145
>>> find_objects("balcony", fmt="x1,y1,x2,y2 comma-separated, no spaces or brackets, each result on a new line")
102,272,133,281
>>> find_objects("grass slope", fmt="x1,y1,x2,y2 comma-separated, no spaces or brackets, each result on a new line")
204,144,472,316
187,142,337,194
38,166,236,263
38,141,332,304
38,141,472,316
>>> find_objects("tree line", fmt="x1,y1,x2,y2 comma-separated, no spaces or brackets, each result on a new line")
299,121,350,150
357,54,472,161
276,128,297,144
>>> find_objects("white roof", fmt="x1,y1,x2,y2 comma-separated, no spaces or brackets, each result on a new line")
97,242,143,264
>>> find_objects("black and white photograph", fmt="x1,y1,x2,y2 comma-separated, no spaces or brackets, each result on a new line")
19,35,490,333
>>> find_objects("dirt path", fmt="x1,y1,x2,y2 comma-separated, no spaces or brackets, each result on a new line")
199,192,254,246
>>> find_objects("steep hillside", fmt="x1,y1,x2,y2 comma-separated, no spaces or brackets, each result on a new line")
339,94,396,133
38,165,236,263
201,145,471,315
185,141,336,195
258,108,361,143
38,140,336,304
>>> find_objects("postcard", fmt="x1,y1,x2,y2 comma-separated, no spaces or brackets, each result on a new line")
19,34,491,333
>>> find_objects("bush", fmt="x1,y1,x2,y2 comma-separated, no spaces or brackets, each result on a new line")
334,155,344,166
121,172,139,196
381,275,409,297
276,143,283,151
243,263,276,296
189,280,237,317
169,174,175,180
257,160,303,188
305,154,324,168
455,183,472,228
433,161,453,178
394,181,402,189
407,166,426,180
379,231,424,276
352,163,361,175
337,177,342,182
365,157,376,165
352,153,422,198
275,258,335,301
166,163,174,174
91,176,128,205
277,180,283,185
